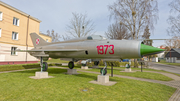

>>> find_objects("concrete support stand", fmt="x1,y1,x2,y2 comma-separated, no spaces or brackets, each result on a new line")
120,68,135,73
29,72,53,79
89,75,117,86
81,66,88,69
66,69,79,75
125,68,131,72
36,72,48,78
92,66,99,68
98,75,109,83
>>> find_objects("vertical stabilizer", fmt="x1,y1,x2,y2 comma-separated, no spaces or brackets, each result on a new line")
30,33,48,47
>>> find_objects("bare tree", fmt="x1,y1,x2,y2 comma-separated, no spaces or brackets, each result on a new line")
165,36,180,49
108,0,158,68
108,0,158,40
47,29,61,42
66,12,95,38
105,22,131,40
167,0,180,36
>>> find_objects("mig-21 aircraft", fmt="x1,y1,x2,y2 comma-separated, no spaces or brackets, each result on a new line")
17,33,164,75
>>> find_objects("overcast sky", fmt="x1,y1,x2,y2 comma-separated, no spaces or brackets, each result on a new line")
1,0,173,47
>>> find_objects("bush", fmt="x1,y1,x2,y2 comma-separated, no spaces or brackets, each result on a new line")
48,63,62,67
99,60,120,67
98,60,140,67
74,60,140,68
0,63,62,72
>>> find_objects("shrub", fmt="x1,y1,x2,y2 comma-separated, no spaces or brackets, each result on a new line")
0,63,62,72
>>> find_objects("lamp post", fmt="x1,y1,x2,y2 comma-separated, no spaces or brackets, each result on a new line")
82,26,84,37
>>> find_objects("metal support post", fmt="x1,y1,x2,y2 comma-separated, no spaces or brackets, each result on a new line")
111,63,113,77
40,57,43,72
102,62,107,76
141,62,143,72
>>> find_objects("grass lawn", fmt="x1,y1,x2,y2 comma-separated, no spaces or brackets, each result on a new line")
44,59,180,77
86,68,173,81
158,59,180,67
61,66,173,81
0,68,176,101
106,66,180,77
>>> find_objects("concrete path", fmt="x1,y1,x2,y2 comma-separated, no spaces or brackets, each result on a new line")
150,62,180,74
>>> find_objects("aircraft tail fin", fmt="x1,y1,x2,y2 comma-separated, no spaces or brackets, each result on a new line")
30,33,48,47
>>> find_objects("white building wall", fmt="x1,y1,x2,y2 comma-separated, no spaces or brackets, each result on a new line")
157,52,164,58
151,57,158,62
166,57,180,63
0,43,38,61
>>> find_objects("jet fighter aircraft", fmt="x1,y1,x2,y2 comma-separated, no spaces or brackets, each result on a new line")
17,33,164,75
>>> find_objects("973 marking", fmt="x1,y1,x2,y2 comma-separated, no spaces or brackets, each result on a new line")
96,45,114,55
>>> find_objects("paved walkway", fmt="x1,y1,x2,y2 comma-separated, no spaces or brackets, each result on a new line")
0,67,180,101
154,62,180,69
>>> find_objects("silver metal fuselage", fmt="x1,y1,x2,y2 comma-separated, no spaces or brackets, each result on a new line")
30,39,142,60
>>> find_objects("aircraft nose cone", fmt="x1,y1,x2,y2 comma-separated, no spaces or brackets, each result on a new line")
140,44,164,56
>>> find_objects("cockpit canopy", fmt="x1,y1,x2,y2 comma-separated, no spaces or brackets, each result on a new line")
87,35,107,40
59,35,107,43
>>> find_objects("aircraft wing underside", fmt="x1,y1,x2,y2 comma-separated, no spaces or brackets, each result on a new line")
16,49,85,52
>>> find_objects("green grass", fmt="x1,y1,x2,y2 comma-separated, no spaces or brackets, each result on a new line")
0,63,61,72
0,63,40,72
86,68,173,81
159,59,180,67
91,66,180,77
62,66,173,81
0,68,176,101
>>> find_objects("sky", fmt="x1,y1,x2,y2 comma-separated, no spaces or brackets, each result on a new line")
0,0,173,47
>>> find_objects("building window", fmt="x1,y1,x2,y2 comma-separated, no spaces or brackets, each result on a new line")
12,32,18,40
0,12,3,21
0,28,1,37
13,17,19,26
177,58,180,60
11,47,17,55
46,39,48,42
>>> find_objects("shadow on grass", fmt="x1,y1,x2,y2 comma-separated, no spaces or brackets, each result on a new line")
74,72,118,82
11,68,118,81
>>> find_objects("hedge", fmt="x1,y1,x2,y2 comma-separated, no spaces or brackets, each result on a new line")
0,63,62,72
76,60,140,67
98,60,139,67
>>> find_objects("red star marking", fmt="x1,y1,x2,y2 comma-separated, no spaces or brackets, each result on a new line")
36,38,40,45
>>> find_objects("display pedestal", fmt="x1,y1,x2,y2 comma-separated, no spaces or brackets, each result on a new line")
97,75,109,83
66,69,79,75
81,66,88,69
89,75,117,86
92,66,99,68
29,72,53,79
36,72,48,78
125,68,131,72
